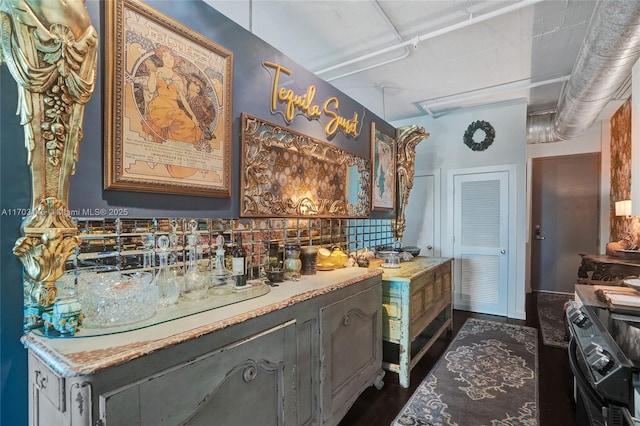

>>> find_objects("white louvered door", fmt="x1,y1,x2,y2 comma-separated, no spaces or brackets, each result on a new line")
453,171,509,316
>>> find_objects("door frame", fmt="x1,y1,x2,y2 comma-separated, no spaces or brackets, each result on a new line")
528,153,601,294
413,168,441,257
447,164,517,317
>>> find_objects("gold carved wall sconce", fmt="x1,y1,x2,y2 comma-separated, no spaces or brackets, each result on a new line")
1,0,98,327
395,125,429,241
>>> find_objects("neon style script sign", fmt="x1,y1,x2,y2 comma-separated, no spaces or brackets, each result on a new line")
263,61,362,138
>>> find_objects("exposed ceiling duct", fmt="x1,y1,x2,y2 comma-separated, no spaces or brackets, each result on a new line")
527,0,640,144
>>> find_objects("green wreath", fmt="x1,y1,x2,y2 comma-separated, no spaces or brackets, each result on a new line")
463,120,495,151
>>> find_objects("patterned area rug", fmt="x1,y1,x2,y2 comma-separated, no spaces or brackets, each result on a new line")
537,292,572,349
392,318,538,426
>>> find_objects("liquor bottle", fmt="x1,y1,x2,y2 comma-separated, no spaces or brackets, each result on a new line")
232,233,247,287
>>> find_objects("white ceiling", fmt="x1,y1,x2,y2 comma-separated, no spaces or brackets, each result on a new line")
204,0,629,123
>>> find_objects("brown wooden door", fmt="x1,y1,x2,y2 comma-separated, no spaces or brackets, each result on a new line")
530,154,600,293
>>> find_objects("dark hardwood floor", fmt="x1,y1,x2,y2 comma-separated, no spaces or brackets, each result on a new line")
339,292,576,426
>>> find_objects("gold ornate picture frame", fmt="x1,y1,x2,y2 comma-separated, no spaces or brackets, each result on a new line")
371,123,397,211
104,0,233,197
241,113,371,218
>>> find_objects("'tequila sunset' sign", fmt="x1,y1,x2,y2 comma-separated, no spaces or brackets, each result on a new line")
263,61,362,138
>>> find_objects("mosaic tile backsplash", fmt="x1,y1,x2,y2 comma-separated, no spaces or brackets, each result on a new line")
70,217,395,279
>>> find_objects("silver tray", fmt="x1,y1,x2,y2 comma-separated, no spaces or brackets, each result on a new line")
623,278,640,293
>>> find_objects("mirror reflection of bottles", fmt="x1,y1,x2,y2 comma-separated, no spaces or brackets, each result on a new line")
180,221,209,301
154,235,180,307
268,241,283,269
232,233,247,287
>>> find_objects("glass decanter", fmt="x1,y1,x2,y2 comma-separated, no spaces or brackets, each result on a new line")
180,224,209,301
142,232,155,270
211,234,233,292
153,235,180,307
168,219,182,277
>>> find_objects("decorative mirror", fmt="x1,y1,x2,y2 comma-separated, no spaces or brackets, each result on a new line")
240,113,371,218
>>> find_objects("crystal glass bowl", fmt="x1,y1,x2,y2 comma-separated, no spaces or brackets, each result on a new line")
78,271,158,328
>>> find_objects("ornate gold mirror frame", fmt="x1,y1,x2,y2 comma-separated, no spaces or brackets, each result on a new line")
1,0,98,326
241,113,371,218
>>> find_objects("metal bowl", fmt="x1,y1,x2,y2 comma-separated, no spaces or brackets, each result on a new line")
265,268,285,283
403,246,421,257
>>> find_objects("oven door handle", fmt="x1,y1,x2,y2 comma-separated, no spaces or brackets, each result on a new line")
568,337,606,409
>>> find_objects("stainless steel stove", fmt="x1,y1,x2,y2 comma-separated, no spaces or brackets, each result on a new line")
566,288,640,426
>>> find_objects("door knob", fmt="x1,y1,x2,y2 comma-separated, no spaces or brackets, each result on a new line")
534,225,545,240
427,245,433,250
500,249,506,254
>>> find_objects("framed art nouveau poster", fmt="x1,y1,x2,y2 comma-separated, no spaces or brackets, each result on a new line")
371,123,396,211
104,0,233,197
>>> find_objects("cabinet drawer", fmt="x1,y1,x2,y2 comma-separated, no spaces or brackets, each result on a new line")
383,318,401,342
29,353,64,411
382,294,402,320
382,291,403,341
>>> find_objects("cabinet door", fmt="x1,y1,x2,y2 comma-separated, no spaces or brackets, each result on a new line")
100,321,296,426
29,353,68,426
409,261,452,341
320,284,382,425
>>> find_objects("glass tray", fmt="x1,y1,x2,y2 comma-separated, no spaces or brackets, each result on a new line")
33,280,270,338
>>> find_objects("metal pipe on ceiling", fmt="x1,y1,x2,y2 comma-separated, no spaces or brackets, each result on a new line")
322,0,412,82
314,0,544,77
527,0,640,144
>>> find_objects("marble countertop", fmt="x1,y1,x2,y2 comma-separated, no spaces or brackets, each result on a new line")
22,267,383,378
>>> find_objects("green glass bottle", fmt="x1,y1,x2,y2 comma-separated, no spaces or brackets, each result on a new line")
232,233,247,287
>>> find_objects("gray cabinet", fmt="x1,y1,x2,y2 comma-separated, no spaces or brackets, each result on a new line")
24,269,384,426
321,285,384,425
